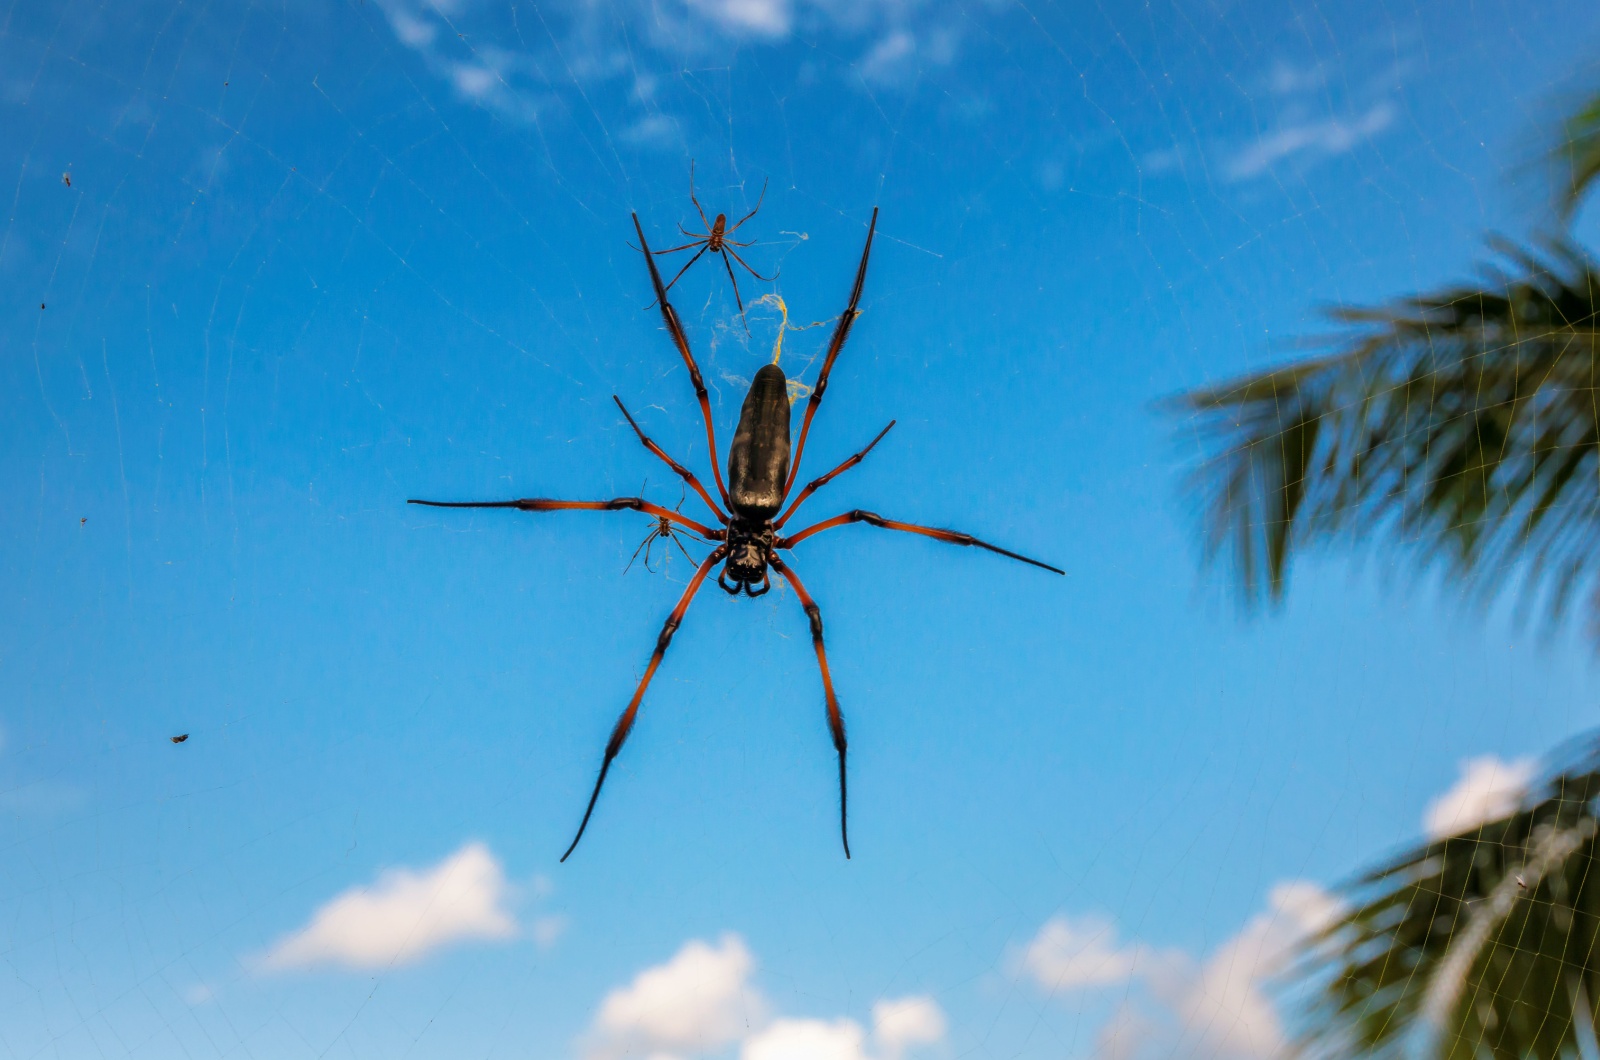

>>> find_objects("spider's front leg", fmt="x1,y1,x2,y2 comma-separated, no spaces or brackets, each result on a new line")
562,544,729,861
407,496,722,540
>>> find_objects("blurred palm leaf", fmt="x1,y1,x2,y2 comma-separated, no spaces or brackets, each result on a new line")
1292,734,1600,1059
1172,241,1600,636
1557,90,1600,218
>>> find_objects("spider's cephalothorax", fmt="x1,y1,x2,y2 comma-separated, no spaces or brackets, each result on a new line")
719,363,791,596
409,204,1065,864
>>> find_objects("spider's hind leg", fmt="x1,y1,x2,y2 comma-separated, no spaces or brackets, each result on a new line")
768,555,850,859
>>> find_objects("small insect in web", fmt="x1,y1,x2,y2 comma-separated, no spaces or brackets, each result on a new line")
623,481,702,576
646,161,775,331
410,206,1062,862
170,734,189,744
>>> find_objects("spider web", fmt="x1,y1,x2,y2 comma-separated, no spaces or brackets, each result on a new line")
2,0,1600,1057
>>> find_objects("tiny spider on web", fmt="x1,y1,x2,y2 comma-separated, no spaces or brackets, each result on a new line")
410,206,1062,861
623,479,703,576
646,161,775,331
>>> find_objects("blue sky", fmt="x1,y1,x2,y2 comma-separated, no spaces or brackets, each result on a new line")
3,0,1600,1056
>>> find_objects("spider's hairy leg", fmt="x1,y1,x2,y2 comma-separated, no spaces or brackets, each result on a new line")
720,249,751,333
688,159,712,232
725,245,775,282
632,213,732,509
562,545,728,861
725,178,768,233
407,496,722,540
658,243,711,297
784,208,879,499
769,555,850,859
613,396,728,523
778,509,1064,575
774,420,895,529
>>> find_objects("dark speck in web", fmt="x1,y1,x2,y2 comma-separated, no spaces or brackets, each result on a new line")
170,734,189,744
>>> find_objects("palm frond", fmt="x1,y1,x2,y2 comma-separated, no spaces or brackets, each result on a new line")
1557,90,1600,219
1171,241,1600,637
1290,733,1600,1060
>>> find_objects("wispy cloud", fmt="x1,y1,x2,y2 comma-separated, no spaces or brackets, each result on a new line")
1424,755,1535,840
580,933,947,1060
1224,102,1395,181
372,0,967,128
0,778,89,817
261,841,518,971
684,0,793,37
1022,882,1343,1060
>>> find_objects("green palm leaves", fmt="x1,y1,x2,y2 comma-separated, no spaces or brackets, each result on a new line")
1293,739,1600,1059
1171,86,1600,1060
1175,87,1600,637
1559,93,1600,219
1177,244,1600,632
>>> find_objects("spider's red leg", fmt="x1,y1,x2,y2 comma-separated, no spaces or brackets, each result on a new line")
725,246,776,282
778,509,1063,575
769,555,850,859
562,545,727,861
633,213,733,509
624,527,658,574
725,178,768,233
668,527,695,565
650,240,708,255
773,421,894,529
613,396,729,523
720,249,750,331
407,496,722,539
688,160,712,233
783,208,878,499
660,243,710,295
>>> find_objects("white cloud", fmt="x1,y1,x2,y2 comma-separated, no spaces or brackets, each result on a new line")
580,938,946,1060
859,30,915,83
1424,755,1535,839
744,1018,869,1060
584,933,767,1060
684,0,792,37
1265,59,1325,95
857,26,960,86
1018,914,1151,992
1151,881,1341,1058
1141,146,1186,176
1225,101,1395,181
261,841,517,971
376,0,956,128
872,996,946,1058
1097,1001,1156,1060
1026,882,1343,1060
740,998,947,1060
532,914,568,949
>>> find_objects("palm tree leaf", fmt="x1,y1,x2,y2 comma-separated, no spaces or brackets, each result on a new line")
1169,241,1600,638
1289,733,1600,1060
1557,90,1600,219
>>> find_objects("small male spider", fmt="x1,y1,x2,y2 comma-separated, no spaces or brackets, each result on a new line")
624,483,701,575
410,207,1062,861
650,162,774,329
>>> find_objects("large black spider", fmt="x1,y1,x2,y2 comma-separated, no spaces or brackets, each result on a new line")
410,208,1062,861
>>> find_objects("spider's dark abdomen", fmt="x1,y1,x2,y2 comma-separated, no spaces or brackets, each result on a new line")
728,363,791,519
